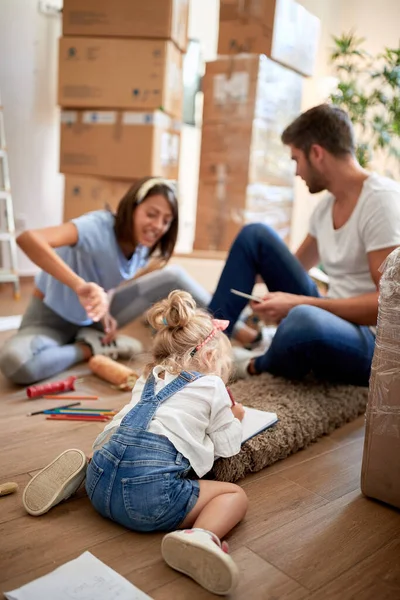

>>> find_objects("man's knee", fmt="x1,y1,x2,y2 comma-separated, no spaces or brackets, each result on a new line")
237,223,273,243
277,304,325,341
235,223,280,256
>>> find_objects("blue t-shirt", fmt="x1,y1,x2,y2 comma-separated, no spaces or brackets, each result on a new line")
35,210,149,325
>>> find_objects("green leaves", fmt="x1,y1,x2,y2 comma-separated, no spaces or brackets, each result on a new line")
329,32,400,174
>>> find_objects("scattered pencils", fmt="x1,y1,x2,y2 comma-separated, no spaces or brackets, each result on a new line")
27,402,81,416
44,409,116,416
44,406,116,422
46,414,110,422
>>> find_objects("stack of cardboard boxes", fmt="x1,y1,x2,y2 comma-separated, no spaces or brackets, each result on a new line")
194,0,320,252
59,0,188,220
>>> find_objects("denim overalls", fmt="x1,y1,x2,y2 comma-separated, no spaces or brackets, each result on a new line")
85,370,202,532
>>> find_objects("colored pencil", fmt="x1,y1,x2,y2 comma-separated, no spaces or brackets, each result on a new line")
44,410,115,417
46,414,110,422
44,407,115,412
27,402,81,416
42,395,99,400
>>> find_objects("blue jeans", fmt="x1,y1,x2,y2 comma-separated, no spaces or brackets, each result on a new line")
209,224,375,386
86,370,201,532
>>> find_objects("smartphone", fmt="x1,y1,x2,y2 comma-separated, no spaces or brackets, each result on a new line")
230,288,263,303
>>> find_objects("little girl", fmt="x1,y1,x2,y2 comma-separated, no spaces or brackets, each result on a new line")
23,291,248,596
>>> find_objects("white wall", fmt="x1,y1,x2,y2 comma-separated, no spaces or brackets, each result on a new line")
0,0,63,275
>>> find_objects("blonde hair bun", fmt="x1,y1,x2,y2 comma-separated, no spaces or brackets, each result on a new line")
147,290,196,331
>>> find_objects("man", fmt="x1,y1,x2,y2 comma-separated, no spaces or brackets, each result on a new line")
209,104,400,385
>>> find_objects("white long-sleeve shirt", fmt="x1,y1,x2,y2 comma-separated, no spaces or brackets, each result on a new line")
93,366,242,478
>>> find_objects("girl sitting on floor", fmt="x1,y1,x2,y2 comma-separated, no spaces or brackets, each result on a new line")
22,290,248,596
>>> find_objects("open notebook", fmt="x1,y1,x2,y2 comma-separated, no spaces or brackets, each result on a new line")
241,406,278,443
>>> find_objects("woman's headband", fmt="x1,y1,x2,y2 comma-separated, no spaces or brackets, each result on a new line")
136,178,176,205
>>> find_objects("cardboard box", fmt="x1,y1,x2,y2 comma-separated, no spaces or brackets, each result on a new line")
202,56,262,123
218,0,320,77
361,247,400,509
219,0,276,23
199,55,302,194
58,37,183,119
63,0,189,52
194,180,293,251
200,122,295,188
203,55,302,124
63,175,133,221
60,110,181,181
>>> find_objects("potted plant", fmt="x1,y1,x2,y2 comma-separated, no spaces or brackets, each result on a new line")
329,32,400,177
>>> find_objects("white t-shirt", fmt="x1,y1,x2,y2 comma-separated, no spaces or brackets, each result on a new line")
309,173,400,300
92,366,242,478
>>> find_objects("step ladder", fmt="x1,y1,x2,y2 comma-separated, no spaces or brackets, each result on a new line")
0,95,20,299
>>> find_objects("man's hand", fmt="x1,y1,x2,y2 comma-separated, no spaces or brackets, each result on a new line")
251,292,303,324
101,313,118,344
75,282,109,322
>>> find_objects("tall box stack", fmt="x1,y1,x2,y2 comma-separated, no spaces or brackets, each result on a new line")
59,0,188,220
194,0,320,252
361,247,400,509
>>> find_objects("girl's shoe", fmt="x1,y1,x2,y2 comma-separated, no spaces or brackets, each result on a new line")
161,528,239,596
23,449,87,516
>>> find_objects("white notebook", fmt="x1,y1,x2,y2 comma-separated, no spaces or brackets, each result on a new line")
241,406,278,443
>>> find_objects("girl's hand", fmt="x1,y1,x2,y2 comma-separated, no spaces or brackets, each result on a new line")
101,313,118,344
75,282,109,322
231,402,245,422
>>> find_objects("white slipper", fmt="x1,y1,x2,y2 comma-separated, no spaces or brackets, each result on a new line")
23,449,87,516
76,327,143,360
161,528,239,596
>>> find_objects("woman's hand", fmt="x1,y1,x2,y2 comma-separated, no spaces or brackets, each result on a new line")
75,282,109,322
231,402,245,422
251,292,303,324
101,313,118,344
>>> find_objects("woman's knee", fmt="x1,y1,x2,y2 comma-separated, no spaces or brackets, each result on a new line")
162,264,189,287
0,338,39,384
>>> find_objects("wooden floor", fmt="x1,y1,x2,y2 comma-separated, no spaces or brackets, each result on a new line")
1,281,400,599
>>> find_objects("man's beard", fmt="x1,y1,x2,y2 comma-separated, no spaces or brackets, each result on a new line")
305,169,326,194
307,180,326,194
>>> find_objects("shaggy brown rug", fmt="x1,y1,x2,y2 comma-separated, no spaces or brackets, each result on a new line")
212,373,368,483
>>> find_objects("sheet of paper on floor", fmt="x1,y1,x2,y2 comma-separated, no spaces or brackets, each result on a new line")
4,551,152,600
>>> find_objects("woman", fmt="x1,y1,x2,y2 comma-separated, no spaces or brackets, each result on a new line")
0,177,209,385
